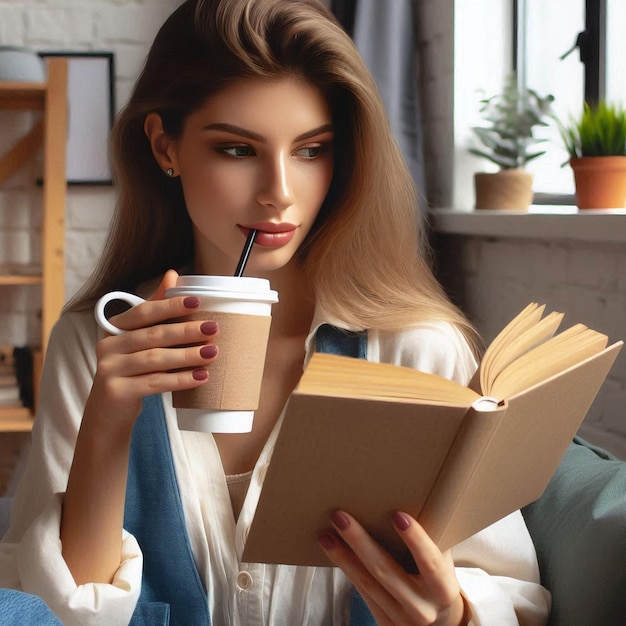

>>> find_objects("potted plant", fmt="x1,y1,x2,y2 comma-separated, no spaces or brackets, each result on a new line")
470,73,554,210
561,102,626,209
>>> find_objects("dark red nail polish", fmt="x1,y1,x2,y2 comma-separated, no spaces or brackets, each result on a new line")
331,510,350,531
318,531,336,550
192,368,208,381
392,511,411,531
184,296,200,308
200,321,218,335
200,344,217,359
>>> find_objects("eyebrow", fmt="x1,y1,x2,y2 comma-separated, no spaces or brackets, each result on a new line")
202,122,334,143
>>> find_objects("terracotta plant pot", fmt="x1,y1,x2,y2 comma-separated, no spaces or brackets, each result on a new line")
474,169,534,210
570,156,626,209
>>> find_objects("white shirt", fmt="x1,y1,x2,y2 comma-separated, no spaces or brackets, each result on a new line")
0,307,550,625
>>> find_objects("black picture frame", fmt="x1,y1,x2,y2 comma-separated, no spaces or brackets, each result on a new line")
39,51,115,185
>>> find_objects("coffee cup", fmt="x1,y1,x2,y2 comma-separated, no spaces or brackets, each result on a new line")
94,275,278,433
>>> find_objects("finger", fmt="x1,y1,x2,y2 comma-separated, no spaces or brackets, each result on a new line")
318,530,399,626
331,510,416,585
99,319,218,357
99,343,218,379
392,512,460,604
109,294,202,333
331,511,450,623
149,269,179,301
96,366,210,406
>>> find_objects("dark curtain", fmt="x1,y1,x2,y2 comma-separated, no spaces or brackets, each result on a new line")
331,0,426,206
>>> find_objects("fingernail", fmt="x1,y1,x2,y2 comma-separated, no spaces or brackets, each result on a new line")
331,510,350,531
200,321,218,335
192,368,208,381
200,344,218,359
184,296,200,308
318,531,336,550
392,511,411,531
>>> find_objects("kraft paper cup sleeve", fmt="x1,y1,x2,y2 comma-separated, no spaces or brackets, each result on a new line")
172,311,271,411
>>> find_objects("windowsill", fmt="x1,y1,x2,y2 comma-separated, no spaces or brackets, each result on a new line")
431,206,626,243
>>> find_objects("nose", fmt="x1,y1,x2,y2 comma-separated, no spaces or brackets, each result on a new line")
256,151,294,211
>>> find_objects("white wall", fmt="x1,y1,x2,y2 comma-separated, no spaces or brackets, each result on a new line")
452,0,513,210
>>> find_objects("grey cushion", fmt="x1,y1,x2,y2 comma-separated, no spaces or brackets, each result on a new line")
522,438,626,626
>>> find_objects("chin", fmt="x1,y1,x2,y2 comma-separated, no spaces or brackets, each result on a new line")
245,249,299,275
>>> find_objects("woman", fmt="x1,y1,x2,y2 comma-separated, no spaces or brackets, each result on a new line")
0,1,550,624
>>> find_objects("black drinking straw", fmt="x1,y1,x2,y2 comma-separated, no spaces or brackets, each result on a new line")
234,229,257,277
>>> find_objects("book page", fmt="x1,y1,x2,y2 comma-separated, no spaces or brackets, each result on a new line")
489,324,609,398
479,303,545,392
481,311,564,392
298,353,479,405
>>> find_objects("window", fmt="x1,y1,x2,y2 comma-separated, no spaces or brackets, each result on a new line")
606,0,626,105
516,0,626,201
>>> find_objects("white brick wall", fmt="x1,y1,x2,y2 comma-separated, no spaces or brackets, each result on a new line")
436,234,626,460
0,0,179,348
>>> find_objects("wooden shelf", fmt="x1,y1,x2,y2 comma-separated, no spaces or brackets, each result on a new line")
0,58,67,435
0,406,33,432
0,82,46,111
0,275,43,286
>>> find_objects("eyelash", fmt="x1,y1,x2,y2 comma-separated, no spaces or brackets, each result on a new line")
217,143,330,160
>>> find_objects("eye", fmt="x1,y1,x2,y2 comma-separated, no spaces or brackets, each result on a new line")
295,144,327,159
220,145,255,158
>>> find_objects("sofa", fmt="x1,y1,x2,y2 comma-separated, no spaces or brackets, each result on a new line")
1,438,625,625
521,437,626,625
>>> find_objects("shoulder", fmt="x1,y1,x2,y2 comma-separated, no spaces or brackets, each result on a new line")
34,310,99,438
46,309,100,373
371,321,478,385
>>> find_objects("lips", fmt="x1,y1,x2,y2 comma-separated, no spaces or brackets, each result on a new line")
239,223,297,247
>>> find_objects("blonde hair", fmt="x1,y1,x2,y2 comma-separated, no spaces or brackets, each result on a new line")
66,0,477,348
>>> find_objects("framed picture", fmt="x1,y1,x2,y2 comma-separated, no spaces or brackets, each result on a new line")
39,52,115,185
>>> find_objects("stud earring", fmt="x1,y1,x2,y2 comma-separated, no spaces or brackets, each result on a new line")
166,168,174,177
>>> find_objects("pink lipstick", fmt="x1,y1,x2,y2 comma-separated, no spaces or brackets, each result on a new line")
239,223,297,248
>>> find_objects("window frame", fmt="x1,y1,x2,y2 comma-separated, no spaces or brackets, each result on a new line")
513,0,607,205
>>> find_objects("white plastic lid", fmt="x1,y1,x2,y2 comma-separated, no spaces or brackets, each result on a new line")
165,275,278,303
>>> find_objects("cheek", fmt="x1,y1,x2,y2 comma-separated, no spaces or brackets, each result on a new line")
302,164,334,219
180,167,245,222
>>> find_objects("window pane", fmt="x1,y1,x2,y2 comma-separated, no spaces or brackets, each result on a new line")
606,0,626,106
523,0,585,196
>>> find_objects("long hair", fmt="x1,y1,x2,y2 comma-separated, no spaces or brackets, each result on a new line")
66,0,477,348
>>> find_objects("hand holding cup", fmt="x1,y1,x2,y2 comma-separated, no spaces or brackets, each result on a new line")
94,274,278,433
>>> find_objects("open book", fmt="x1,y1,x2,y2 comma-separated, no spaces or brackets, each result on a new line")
241,303,623,567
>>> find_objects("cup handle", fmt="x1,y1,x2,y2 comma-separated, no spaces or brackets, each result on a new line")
94,291,146,335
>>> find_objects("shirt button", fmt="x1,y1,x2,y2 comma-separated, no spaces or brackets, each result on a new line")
236,571,253,590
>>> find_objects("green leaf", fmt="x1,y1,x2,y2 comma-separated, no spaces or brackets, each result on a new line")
468,71,555,168
562,101,626,157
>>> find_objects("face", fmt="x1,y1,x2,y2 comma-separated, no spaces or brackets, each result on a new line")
166,77,334,276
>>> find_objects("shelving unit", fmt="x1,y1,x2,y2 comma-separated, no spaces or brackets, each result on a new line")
0,57,68,433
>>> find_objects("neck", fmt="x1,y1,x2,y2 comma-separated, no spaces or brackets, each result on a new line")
260,261,315,339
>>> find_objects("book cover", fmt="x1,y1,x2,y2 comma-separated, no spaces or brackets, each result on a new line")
241,304,622,566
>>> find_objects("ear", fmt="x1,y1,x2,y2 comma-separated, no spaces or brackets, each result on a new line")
144,113,179,175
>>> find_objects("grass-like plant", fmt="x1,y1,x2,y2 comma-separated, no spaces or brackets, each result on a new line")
470,73,555,170
561,102,626,158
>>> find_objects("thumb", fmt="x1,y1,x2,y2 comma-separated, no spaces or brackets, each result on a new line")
149,269,179,301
